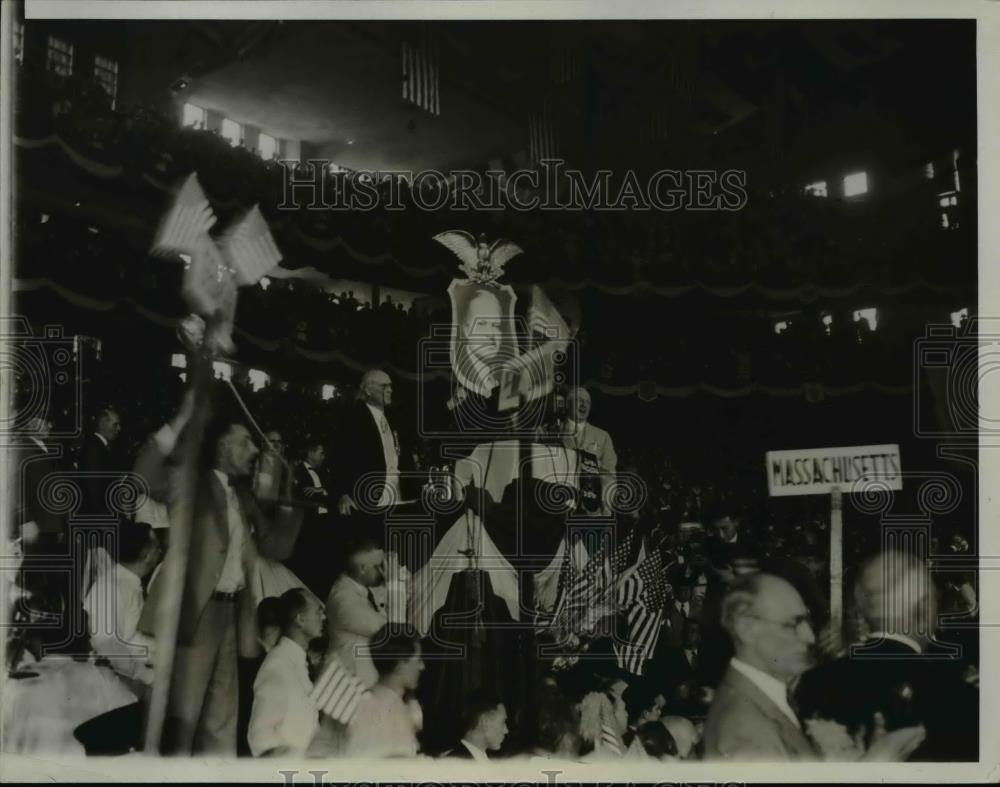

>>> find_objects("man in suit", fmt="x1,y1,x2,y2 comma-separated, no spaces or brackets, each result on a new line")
704,573,925,762
289,437,333,597
77,405,123,517
558,387,617,516
442,690,508,761
795,549,978,761
324,536,388,688
13,409,67,551
335,370,412,545
248,588,325,757
135,403,300,755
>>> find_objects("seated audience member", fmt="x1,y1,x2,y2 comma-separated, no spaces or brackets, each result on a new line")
442,690,509,761
325,537,388,688
628,720,678,760
345,626,425,758
523,687,583,762
661,715,700,760
247,588,326,757
622,680,666,742
83,521,160,692
577,682,629,760
306,635,328,682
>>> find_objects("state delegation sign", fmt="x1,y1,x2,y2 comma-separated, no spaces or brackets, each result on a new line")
766,444,902,497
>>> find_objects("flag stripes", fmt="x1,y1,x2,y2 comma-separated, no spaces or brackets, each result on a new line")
528,98,559,164
402,28,440,116
223,205,282,286
310,656,367,724
613,541,668,675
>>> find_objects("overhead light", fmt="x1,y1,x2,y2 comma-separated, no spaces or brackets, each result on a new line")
843,171,868,197
950,308,968,328
347,139,354,145
259,276,271,290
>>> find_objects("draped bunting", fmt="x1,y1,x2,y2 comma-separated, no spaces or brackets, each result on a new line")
15,132,970,302
15,276,915,398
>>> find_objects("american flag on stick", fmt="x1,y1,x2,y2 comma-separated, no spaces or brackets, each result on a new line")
222,205,282,286
309,656,367,724
548,528,637,640
613,540,669,675
152,173,217,256
402,26,440,116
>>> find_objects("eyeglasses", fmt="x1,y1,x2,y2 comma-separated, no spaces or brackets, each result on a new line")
748,613,813,635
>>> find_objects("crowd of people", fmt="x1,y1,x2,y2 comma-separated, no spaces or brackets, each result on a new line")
6,355,980,762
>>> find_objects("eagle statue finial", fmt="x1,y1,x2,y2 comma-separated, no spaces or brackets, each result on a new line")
432,231,524,285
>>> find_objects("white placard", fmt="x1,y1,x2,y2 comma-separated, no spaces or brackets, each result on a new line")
766,444,902,497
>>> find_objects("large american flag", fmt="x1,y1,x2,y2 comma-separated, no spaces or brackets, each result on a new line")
402,27,440,116
548,528,637,640
222,205,282,286
613,541,669,675
152,173,216,256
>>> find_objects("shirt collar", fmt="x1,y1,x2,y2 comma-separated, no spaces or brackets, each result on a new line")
213,469,230,488
29,436,47,452
730,657,800,728
460,739,489,762
94,433,108,447
866,631,922,653
275,635,308,665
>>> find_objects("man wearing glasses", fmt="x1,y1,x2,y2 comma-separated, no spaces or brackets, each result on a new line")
704,573,926,761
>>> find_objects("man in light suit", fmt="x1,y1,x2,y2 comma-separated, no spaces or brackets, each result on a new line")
704,573,925,762
135,400,300,755
558,387,617,516
324,536,387,688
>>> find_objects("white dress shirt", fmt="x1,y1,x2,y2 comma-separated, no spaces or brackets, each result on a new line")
730,657,800,728
213,469,246,593
83,563,154,685
366,404,400,507
346,685,421,758
94,432,108,448
248,637,318,757
866,631,922,653
459,739,489,762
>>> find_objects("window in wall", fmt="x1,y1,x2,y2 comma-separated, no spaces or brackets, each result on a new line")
182,103,206,129
950,308,968,328
212,361,233,381
221,118,242,147
924,162,935,180
774,320,790,335
46,35,73,76
258,132,278,160
14,20,24,65
821,313,833,336
953,149,961,193
843,171,868,197
248,369,269,392
321,384,336,401
853,308,878,331
804,181,827,198
94,55,118,108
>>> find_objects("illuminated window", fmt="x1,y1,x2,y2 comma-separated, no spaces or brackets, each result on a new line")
248,369,269,392
94,55,118,108
924,162,935,179
953,149,961,193
182,103,206,128
46,35,73,77
321,384,336,401
774,321,790,335
843,171,868,197
258,133,278,160
822,313,833,335
941,213,949,229
938,192,958,207
804,181,827,198
221,118,242,147
212,361,232,381
14,20,24,65
259,276,271,290
950,308,968,328
171,353,187,368
853,308,877,331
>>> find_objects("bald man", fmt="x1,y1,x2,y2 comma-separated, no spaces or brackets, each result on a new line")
704,573,925,761
795,550,978,761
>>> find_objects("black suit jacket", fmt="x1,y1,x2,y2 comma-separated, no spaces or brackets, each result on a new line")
795,637,978,761
293,461,329,505
15,439,67,538
442,741,476,759
334,401,412,504
77,433,116,516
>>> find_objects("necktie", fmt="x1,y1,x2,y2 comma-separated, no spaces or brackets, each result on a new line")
367,588,380,612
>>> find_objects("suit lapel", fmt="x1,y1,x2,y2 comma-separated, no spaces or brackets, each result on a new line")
209,473,230,544
723,667,814,756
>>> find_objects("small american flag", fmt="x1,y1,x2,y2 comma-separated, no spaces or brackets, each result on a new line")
152,174,217,256
613,541,668,675
309,656,367,724
222,205,282,286
599,722,624,756
549,529,637,639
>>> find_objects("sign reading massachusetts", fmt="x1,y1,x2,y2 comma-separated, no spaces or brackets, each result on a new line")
766,444,902,497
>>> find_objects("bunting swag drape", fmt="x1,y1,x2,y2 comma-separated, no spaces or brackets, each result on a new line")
15,133,971,301
14,279,917,398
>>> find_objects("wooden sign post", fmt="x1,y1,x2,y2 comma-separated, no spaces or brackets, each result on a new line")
765,444,902,637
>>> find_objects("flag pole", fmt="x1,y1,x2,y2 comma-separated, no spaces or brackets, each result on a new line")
829,486,844,638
